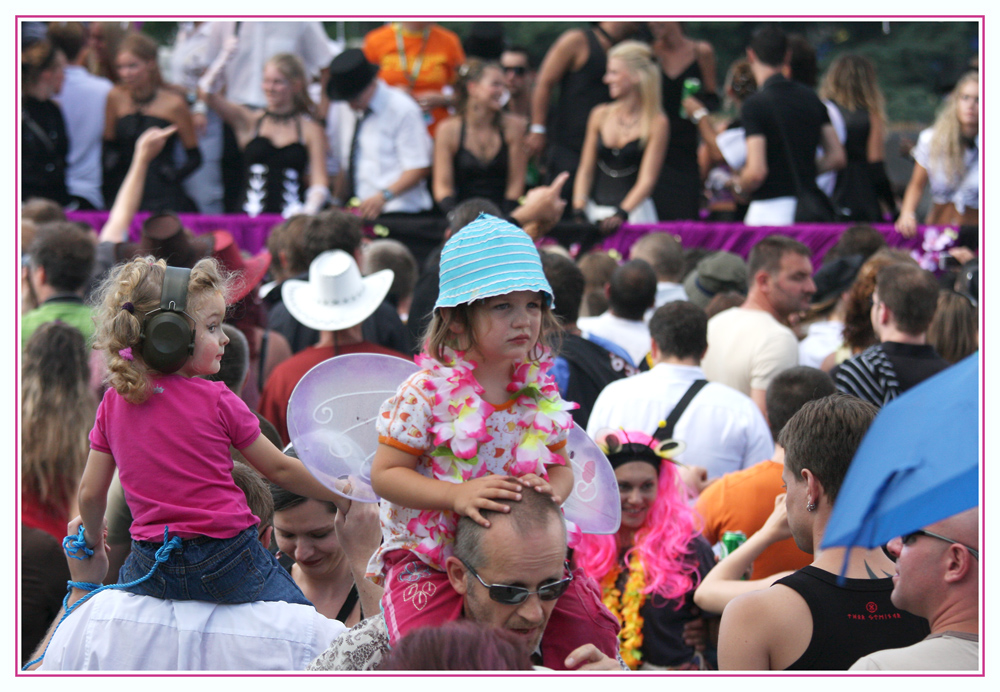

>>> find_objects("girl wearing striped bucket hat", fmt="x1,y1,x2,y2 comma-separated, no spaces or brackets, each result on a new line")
367,214,621,669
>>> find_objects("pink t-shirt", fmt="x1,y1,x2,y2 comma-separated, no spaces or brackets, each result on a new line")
89,375,261,541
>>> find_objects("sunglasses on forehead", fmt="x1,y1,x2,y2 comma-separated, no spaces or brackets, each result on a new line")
502,65,527,76
460,558,573,605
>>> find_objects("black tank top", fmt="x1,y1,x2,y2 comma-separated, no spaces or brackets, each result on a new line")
776,565,930,670
591,133,643,207
549,29,610,152
242,114,309,216
452,118,508,207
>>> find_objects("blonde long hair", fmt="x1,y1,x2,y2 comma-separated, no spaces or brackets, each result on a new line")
91,256,232,404
819,53,886,121
21,322,95,511
266,53,317,119
928,71,979,186
607,40,663,147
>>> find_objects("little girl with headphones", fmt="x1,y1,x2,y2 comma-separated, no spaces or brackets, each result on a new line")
76,256,344,604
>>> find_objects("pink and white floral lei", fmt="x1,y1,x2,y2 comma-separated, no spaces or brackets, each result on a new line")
415,346,577,478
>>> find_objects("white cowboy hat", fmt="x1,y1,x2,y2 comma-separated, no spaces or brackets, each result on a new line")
282,250,394,332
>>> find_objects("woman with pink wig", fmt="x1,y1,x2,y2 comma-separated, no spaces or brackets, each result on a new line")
575,429,715,670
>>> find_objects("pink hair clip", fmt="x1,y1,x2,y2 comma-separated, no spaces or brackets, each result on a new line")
118,347,134,361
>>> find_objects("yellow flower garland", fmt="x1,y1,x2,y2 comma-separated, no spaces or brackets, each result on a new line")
600,554,646,670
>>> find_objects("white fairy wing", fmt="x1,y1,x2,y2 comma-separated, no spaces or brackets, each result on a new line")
561,424,621,534
287,353,419,503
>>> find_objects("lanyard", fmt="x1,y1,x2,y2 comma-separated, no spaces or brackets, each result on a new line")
394,23,431,89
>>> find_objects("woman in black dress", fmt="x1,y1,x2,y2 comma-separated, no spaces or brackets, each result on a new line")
648,22,719,220
432,59,527,215
202,52,328,217
22,39,71,206
818,54,896,222
103,33,200,212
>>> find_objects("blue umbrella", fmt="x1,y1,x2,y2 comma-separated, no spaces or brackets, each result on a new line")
822,353,980,551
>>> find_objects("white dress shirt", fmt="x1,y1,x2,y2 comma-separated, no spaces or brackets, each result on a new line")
55,65,112,208
577,312,652,368
39,590,346,671
586,362,773,479
205,21,334,108
326,81,433,213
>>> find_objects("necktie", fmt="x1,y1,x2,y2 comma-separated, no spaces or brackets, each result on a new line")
346,107,371,202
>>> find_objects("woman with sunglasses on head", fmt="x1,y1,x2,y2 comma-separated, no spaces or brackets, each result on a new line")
433,59,528,216
575,430,716,670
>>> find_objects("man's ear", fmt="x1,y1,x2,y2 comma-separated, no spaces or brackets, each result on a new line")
942,545,975,584
445,556,470,596
259,525,273,550
802,468,824,508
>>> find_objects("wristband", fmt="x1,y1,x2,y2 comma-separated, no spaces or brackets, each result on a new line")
191,100,208,116
614,206,629,221
381,188,395,202
529,124,547,135
691,107,709,123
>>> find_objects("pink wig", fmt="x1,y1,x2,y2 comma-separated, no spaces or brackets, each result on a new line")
574,430,703,606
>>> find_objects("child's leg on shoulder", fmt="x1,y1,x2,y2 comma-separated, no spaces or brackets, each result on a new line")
381,549,464,645
118,526,311,606
540,567,621,671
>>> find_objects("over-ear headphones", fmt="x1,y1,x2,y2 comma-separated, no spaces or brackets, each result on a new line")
141,266,195,374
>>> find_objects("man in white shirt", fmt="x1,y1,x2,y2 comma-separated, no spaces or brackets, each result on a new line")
588,301,772,481
29,463,348,671
577,259,656,367
325,49,433,221
48,22,113,210
702,235,815,415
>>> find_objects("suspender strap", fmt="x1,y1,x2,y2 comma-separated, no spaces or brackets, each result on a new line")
653,379,708,442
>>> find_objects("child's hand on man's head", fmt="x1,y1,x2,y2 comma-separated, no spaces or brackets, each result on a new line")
515,473,561,503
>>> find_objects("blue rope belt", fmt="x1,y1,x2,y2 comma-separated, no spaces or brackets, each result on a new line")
22,525,181,671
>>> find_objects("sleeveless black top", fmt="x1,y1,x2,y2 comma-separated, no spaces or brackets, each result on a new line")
242,114,309,217
453,118,508,208
591,133,643,207
652,58,713,220
549,29,610,153
776,565,930,670
105,113,197,212
830,104,881,222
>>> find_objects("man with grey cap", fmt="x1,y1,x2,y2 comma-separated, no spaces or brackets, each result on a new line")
324,48,433,221
259,250,410,445
683,251,748,310
701,236,815,415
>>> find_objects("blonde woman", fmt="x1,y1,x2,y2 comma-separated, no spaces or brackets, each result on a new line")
572,40,669,233
202,53,328,217
896,71,979,237
819,54,896,222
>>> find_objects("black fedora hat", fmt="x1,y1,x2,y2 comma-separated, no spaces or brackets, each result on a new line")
326,49,380,101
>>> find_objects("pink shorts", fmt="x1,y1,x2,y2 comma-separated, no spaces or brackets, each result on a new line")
380,549,621,670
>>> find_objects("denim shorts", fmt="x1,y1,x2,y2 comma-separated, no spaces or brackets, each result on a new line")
118,526,311,606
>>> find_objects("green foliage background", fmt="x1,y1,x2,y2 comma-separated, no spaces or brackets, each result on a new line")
144,19,978,127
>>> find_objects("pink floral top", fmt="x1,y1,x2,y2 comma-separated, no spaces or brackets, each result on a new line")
367,349,575,582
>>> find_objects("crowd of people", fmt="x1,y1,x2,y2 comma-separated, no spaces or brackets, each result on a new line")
20,19,981,673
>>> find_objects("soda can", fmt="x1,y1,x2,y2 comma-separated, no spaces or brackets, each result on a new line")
720,530,747,560
680,77,702,117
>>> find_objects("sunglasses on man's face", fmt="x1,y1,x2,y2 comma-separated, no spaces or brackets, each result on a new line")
502,65,527,76
883,529,980,562
460,558,573,605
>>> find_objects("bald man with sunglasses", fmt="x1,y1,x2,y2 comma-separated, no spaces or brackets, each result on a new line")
309,489,626,671
851,508,980,671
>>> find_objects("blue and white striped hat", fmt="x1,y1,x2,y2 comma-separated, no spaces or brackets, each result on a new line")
435,214,554,309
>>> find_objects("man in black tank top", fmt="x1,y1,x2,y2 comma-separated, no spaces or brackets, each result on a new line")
717,395,929,670
527,22,638,208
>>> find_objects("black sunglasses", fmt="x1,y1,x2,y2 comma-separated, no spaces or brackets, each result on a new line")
883,529,979,562
502,65,527,76
460,558,573,605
